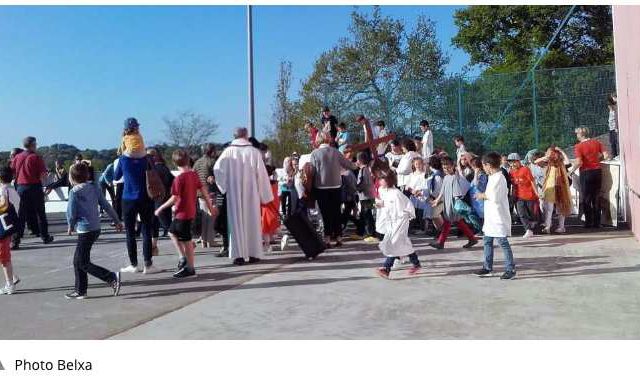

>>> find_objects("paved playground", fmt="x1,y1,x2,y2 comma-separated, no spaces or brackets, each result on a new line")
2,214,640,339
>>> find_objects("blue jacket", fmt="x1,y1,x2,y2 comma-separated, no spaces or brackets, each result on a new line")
66,183,119,232
99,163,114,185
113,156,147,201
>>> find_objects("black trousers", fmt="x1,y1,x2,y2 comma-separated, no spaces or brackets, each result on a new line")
357,199,375,237
609,130,619,157
122,197,154,267
114,183,124,220
16,184,50,241
314,188,342,239
341,200,360,230
99,182,116,213
580,169,602,227
214,193,229,249
280,191,292,218
73,230,115,295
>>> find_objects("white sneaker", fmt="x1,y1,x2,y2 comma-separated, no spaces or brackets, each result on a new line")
143,265,160,274
280,235,289,251
0,284,15,295
523,229,534,239
120,265,141,273
264,245,273,254
555,227,566,234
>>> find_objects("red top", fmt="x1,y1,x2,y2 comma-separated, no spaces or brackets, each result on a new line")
171,170,202,220
510,166,538,201
10,151,46,185
574,139,604,171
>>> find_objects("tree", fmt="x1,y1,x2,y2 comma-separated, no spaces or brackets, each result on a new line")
452,5,614,73
163,111,219,156
264,61,309,165
300,7,449,139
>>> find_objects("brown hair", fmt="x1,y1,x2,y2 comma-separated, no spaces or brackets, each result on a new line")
172,149,190,167
69,162,89,185
378,169,397,188
481,152,501,169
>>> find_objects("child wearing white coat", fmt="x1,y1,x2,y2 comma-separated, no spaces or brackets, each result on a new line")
474,152,517,280
374,170,421,279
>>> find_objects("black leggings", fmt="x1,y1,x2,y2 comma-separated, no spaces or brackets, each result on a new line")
580,169,602,227
73,230,115,295
279,191,292,218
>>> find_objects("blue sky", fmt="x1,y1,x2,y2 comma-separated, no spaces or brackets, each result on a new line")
0,5,473,151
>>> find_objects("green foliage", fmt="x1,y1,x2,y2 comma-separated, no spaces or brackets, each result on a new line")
452,5,614,73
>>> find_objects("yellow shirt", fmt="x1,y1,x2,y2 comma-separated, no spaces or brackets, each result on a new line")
121,133,145,155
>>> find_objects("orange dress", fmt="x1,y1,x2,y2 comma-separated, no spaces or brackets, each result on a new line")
261,182,280,235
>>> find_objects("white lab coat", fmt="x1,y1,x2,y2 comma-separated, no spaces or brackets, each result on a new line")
482,172,512,237
214,139,274,260
376,188,416,257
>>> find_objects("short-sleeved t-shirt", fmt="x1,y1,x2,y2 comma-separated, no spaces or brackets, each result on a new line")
11,152,46,185
510,166,538,201
171,170,202,220
575,139,604,171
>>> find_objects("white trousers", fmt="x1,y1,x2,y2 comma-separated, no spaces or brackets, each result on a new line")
543,201,565,230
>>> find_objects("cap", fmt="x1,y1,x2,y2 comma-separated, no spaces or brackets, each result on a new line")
124,117,140,130
507,153,521,161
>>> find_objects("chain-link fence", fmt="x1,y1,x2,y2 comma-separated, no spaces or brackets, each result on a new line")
319,65,616,157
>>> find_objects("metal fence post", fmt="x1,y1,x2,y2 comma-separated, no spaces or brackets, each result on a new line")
457,76,463,135
532,70,539,147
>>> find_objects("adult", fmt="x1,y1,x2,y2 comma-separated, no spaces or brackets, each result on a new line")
10,136,54,248
213,128,273,266
147,148,174,254
356,114,376,160
320,106,338,141
385,140,404,172
376,120,389,158
454,135,467,164
304,121,319,150
98,161,116,210
310,131,357,248
112,150,125,220
45,159,68,201
193,143,218,248
395,139,421,190
607,93,619,158
114,146,158,274
570,127,609,228
420,120,434,159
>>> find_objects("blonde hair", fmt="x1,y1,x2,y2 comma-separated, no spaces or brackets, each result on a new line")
574,127,590,138
316,131,330,146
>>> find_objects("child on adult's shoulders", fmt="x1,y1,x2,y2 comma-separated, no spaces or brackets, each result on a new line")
121,117,146,159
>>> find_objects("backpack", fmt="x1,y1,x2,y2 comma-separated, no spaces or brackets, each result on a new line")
0,188,19,239
145,158,166,202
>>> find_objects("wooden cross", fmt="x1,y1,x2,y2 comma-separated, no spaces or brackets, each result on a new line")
344,133,396,156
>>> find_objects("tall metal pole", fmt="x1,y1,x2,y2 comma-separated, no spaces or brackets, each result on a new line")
247,5,256,137
532,70,539,147
457,76,463,135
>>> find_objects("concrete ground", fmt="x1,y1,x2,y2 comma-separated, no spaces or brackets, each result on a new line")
3,214,640,339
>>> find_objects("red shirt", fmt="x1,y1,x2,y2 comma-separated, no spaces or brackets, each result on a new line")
575,139,604,171
171,170,202,220
10,151,46,185
510,166,538,201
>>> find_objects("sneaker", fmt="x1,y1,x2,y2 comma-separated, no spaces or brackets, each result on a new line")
143,265,160,274
463,239,478,249
0,284,15,295
120,265,141,273
364,236,380,243
350,234,364,241
42,235,54,244
215,247,229,258
474,268,493,277
177,257,187,270
428,242,444,250
554,227,566,234
12,275,20,286
280,235,289,251
407,266,421,275
64,291,86,300
111,272,122,296
523,229,534,239
542,227,551,234
248,257,261,264
375,267,390,279
500,271,517,280
232,258,245,266
173,267,197,278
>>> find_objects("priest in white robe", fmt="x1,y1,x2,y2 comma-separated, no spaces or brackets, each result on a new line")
214,128,274,265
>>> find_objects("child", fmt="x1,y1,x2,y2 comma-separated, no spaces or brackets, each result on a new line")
469,157,488,223
405,157,429,233
120,117,146,158
336,122,350,153
535,146,572,234
474,152,516,280
508,153,540,238
375,170,421,279
155,149,217,278
340,167,359,236
454,135,467,164
356,152,377,243
425,155,445,235
429,156,478,250
0,167,20,295
65,163,124,299
262,165,281,254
